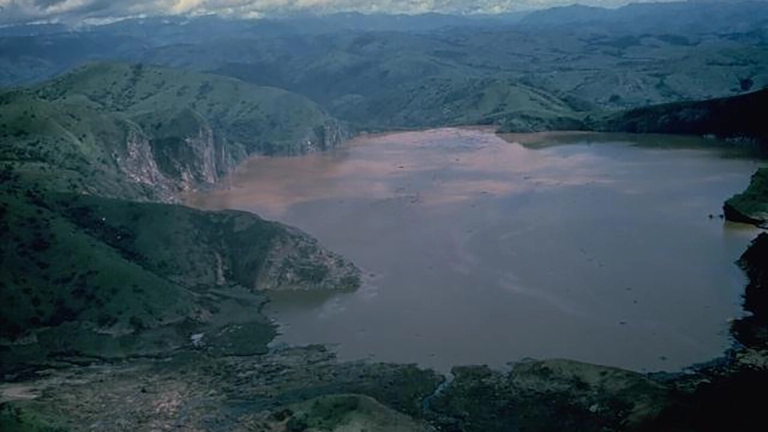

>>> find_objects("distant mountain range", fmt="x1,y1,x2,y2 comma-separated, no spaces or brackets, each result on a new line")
3,2,766,133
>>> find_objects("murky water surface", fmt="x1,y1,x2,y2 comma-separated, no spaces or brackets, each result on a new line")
188,129,763,372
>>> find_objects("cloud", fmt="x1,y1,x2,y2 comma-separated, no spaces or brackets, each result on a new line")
0,0,671,25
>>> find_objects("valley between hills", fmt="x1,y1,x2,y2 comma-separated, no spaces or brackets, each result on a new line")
2,3,768,431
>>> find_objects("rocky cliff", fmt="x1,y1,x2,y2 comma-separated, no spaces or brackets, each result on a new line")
26,62,352,201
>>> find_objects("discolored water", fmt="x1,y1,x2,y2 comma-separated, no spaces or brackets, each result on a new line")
187,129,763,372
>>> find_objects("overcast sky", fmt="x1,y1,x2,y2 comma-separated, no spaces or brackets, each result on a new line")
0,0,710,25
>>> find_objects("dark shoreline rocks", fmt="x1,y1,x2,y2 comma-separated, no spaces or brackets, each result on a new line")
724,168,768,227
733,233,768,350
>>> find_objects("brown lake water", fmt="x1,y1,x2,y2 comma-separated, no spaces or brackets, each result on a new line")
187,129,763,372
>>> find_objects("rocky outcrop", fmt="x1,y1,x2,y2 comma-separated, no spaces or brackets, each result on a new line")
306,120,352,153
255,225,361,291
107,109,352,202
429,360,669,432
723,201,766,226
111,111,350,202
733,233,768,348
135,108,245,197
724,168,768,227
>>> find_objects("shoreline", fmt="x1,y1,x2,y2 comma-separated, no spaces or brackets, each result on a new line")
190,128,761,375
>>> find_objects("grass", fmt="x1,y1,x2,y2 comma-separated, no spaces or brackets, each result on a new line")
0,63,360,369
34,62,342,156
724,168,768,225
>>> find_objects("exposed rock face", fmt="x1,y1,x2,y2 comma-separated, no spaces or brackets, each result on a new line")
115,126,177,201
137,109,243,198
113,111,349,202
305,121,352,153
255,225,361,291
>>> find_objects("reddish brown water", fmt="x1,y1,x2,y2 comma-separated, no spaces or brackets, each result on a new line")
188,129,762,372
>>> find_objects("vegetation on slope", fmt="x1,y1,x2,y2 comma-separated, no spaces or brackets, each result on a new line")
3,4,766,132
430,360,668,432
599,88,768,145
1,6,768,430
0,62,349,202
0,180,358,370
34,62,347,156
0,64,360,371
331,75,585,131
724,168,768,226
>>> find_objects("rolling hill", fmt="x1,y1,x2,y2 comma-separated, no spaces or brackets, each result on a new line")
0,63,359,372
1,62,349,202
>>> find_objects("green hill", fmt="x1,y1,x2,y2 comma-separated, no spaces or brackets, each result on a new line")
598,88,768,144
332,76,585,131
0,184,358,370
34,62,348,156
0,62,349,201
0,64,360,372
724,168,768,226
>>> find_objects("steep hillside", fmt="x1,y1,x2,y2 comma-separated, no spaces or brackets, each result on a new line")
0,64,360,371
35,62,349,156
0,63,349,202
599,88,768,144
0,175,359,372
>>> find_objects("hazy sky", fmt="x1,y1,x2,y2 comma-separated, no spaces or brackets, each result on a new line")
0,0,680,23
0,0,691,24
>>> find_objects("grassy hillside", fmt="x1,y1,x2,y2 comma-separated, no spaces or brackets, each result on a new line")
185,26,766,129
0,64,360,371
4,9,766,132
332,76,584,130
0,180,358,371
34,62,348,156
724,168,768,226
0,62,349,203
